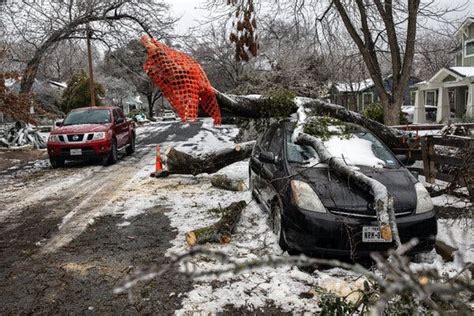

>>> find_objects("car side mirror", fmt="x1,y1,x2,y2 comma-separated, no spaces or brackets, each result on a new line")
55,121,63,127
396,154,408,164
259,151,276,164
116,117,124,124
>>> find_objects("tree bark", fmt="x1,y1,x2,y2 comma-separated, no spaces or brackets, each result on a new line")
165,141,255,176
185,201,247,246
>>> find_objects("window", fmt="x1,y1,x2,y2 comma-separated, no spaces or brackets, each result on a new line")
362,92,373,110
465,39,474,57
425,91,437,106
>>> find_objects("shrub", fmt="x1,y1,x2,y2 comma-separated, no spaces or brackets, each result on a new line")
61,71,105,113
363,103,408,125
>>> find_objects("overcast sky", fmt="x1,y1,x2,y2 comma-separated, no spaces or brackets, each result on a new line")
166,0,474,34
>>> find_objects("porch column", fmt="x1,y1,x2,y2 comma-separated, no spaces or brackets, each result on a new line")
413,90,426,124
467,83,474,118
436,87,450,123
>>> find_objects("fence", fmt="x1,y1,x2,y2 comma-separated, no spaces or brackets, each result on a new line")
393,134,473,198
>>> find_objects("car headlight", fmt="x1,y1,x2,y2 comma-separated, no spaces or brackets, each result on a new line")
291,180,326,213
48,135,61,142
415,182,433,214
91,132,106,140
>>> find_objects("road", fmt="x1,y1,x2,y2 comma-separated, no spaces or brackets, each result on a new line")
0,120,236,314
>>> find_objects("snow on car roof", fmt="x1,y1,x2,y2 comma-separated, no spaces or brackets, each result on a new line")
324,135,386,168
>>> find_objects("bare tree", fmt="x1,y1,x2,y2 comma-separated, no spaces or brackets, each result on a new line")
2,0,175,94
212,0,466,125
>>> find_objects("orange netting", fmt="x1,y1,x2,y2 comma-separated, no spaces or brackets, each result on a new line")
141,36,221,125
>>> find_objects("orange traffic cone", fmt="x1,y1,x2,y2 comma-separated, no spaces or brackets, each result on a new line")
155,145,162,172
150,145,169,178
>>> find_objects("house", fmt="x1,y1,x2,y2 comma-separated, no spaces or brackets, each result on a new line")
412,17,474,123
329,75,420,113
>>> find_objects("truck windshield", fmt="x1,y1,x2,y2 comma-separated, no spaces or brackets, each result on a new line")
63,109,111,126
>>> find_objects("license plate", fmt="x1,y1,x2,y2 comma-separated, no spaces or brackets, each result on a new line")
362,226,392,243
70,149,82,156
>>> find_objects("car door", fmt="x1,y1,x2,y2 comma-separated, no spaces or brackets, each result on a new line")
259,126,283,211
250,126,276,202
113,109,128,147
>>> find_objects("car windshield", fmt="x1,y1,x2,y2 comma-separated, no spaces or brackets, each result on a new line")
63,109,111,125
287,126,401,169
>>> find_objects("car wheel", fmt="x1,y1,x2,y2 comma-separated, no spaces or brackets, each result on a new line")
104,139,118,166
126,135,135,155
50,157,65,168
271,204,288,251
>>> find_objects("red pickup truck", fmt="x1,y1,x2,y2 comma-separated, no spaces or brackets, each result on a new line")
47,106,136,168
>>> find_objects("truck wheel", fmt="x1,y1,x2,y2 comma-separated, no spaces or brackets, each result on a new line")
50,157,65,168
125,135,135,155
104,139,118,166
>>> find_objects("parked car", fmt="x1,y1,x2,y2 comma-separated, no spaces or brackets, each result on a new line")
401,105,454,123
249,120,436,258
47,107,135,168
162,110,177,121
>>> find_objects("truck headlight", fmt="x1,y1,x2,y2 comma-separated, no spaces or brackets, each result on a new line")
415,182,433,214
48,135,61,142
91,132,106,140
291,180,326,213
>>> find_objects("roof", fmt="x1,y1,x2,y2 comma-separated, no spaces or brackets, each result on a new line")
449,67,474,78
334,79,374,92
454,17,474,38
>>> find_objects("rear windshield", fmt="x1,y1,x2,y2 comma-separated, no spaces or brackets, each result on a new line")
287,127,401,169
63,109,111,125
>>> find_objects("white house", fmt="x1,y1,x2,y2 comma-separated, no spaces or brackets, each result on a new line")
413,17,474,123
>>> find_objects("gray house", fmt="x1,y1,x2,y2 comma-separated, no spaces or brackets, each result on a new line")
329,75,420,113
412,17,474,123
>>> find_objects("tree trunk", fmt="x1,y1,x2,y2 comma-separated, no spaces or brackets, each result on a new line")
383,100,401,126
185,200,247,246
165,141,255,176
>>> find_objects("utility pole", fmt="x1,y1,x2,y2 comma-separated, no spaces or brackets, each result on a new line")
86,23,96,107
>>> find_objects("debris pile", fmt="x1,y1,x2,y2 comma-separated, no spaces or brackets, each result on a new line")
0,121,46,149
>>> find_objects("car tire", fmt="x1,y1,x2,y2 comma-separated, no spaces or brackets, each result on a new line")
271,204,288,251
104,139,118,166
125,135,135,155
50,157,65,168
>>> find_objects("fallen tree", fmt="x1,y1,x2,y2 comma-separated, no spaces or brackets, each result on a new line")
185,201,247,246
0,122,47,149
165,141,255,176
214,90,407,150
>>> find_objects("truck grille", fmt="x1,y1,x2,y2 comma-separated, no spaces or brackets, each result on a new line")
67,134,84,142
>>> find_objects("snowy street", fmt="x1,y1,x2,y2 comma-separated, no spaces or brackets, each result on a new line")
0,120,471,314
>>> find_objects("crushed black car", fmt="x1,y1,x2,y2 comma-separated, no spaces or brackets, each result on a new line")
249,120,437,258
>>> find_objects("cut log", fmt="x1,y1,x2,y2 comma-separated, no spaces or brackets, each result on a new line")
434,240,457,262
185,200,247,246
166,141,255,176
211,174,246,191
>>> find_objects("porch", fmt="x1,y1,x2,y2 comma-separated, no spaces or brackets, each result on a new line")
412,67,474,124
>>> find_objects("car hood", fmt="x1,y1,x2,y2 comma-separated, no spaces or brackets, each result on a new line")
52,124,111,134
294,166,417,213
